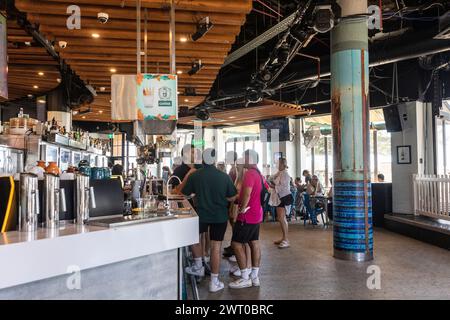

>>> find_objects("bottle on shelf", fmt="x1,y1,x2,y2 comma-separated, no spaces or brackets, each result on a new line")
50,118,59,134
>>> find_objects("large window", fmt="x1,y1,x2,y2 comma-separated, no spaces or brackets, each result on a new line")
176,130,193,156
375,130,392,181
127,141,137,172
225,136,263,172
436,118,450,175
303,110,392,184
223,124,263,171
312,135,332,187
112,134,123,159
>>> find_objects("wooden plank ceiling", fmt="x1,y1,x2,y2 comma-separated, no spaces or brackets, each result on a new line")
177,100,315,127
15,0,253,122
2,18,61,102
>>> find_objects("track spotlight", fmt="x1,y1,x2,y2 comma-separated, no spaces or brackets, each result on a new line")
312,5,334,33
188,60,203,76
191,17,214,41
245,88,263,106
260,70,273,82
184,87,197,96
195,108,210,121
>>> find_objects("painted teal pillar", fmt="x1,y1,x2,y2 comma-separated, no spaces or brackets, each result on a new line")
331,16,373,261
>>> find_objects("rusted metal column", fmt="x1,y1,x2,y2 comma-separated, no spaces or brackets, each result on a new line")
331,0,373,261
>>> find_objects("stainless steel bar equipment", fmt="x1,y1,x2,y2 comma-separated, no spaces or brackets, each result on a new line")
43,173,60,229
75,173,91,225
19,173,39,232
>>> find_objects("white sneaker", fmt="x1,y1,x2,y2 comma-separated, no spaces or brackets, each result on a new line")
229,278,252,289
230,267,251,278
251,276,260,287
229,264,240,276
228,255,237,262
209,280,224,293
232,269,242,277
185,265,205,277
278,240,290,249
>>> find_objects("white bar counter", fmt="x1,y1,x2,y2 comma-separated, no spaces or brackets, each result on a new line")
0,211,198,298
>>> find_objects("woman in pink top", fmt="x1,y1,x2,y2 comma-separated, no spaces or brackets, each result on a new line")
229,150,267,289
228,160,252,277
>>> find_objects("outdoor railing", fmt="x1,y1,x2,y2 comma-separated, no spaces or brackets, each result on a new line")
413,174,450,221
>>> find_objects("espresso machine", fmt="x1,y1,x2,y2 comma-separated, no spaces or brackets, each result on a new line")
19,173,39,232
75,173,96,224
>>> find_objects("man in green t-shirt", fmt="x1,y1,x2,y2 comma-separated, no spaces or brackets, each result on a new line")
182,148,237,293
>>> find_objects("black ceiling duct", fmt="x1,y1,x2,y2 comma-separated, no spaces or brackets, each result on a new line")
46,85,68,112
73,121,134,136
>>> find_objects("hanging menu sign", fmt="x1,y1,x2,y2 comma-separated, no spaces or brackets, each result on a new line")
0,14,7,99
136,73,178,121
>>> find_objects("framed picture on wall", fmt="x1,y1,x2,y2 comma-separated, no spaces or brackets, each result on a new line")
397,145,411,164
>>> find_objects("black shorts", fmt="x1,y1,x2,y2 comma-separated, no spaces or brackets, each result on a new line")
199,222,228,241
232,222,260,243
278,194,294,207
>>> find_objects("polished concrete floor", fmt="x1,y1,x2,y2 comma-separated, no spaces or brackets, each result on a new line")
196,221,450,300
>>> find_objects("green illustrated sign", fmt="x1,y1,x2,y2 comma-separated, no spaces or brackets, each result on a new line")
136,74,178,121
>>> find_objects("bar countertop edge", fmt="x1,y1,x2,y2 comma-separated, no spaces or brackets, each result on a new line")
0,214,199,290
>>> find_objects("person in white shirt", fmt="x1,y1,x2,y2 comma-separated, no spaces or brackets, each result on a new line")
306,175,324,225
270,158,293,249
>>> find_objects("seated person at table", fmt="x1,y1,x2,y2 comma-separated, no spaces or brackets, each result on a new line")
304,175,323,225
294,177,306,192
306,175,323,196
294,177,305,217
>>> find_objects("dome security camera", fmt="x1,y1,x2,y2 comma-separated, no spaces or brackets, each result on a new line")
58,40,67,49
97,12,109,24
